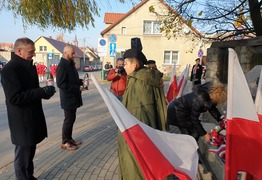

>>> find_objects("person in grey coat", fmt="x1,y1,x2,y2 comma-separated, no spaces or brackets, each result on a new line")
1,37,56,180
56,45,84,151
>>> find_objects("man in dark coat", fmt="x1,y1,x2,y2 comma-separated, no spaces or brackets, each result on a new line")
1,37,56,180
190,58,203,86
56,45,84,151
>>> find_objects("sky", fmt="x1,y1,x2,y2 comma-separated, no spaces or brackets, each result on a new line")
0,1,140,48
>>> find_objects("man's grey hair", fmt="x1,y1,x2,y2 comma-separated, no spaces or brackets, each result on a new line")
14,37,34,51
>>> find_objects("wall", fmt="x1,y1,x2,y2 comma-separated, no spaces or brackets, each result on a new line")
101,0,211,75
206,36,262,83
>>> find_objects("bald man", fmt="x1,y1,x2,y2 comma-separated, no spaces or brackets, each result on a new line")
56,45,84,151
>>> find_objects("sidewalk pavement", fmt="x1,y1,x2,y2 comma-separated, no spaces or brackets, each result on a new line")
0,123,211,180
0,113,120,180
0,79,212,180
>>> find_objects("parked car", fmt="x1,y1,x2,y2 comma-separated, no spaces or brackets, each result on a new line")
92,66,98,71
83,65,93,72
97,65,102,70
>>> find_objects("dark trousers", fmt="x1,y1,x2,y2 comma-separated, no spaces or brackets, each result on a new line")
14,145,36,180
62,109,77,144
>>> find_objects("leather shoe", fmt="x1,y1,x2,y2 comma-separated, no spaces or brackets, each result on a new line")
61,142,78,150
68,139,82,146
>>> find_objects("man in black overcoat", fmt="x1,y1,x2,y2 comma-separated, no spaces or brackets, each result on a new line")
1,37,56,180
190,58,203,86
56,45,84,151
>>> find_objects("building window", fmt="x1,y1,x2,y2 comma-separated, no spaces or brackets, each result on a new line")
163,51,179,65
39,46,47,52
143,21,161,34
121,27,126,34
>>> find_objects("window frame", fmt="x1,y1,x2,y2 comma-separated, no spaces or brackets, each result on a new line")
143,20,161,34
163,50,179,65
39,46,47,52
121,27,126,35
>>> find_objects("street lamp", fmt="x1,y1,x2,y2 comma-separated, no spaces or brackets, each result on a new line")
83,38,86,66
83,37,90,66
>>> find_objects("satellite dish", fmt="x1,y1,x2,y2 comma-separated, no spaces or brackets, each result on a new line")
183,26,190,34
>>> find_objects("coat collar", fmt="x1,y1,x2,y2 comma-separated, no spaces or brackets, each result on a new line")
13,54,33,68
61,57,75,66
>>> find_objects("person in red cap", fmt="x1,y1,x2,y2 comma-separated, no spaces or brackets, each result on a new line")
118,49,168,179
106,57,127,101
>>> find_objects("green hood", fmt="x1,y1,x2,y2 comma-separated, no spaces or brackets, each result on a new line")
128,68,163,88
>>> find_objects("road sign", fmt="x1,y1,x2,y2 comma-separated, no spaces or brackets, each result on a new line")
47,53,53,60
97,38,108,57
109,34,117,43
99,39,107,46
198,49,204,58
110,43,116,57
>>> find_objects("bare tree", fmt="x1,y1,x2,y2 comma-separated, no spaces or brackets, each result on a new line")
150,0,262,41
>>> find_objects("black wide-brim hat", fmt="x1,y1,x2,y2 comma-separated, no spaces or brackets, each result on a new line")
123,49,147,64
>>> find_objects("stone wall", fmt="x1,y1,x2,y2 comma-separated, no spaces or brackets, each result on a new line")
202,36,262,124
206,36,262,84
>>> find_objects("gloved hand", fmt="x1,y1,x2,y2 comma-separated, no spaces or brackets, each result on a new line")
42,86,56,99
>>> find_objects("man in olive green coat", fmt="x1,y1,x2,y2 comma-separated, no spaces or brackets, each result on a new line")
118,49,168,180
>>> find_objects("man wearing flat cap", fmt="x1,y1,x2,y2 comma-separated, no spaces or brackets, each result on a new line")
117,48,168,179
190,58,203,86
146,60,157,70
146,60,164,85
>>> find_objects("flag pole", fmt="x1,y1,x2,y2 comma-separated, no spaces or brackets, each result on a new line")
225,48,235,180
227,48,234,119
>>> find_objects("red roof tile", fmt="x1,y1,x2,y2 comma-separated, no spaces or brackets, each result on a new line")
104,13,126,24
101,0,148,35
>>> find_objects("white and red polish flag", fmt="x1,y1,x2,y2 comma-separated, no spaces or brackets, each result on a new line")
166,64,178,103
91,74,199,180
226,48,262,180
255,68,262,119
177,64,190,98
166,64,190,103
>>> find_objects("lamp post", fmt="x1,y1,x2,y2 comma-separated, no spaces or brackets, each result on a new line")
83,37,90,66
83,38,86,66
